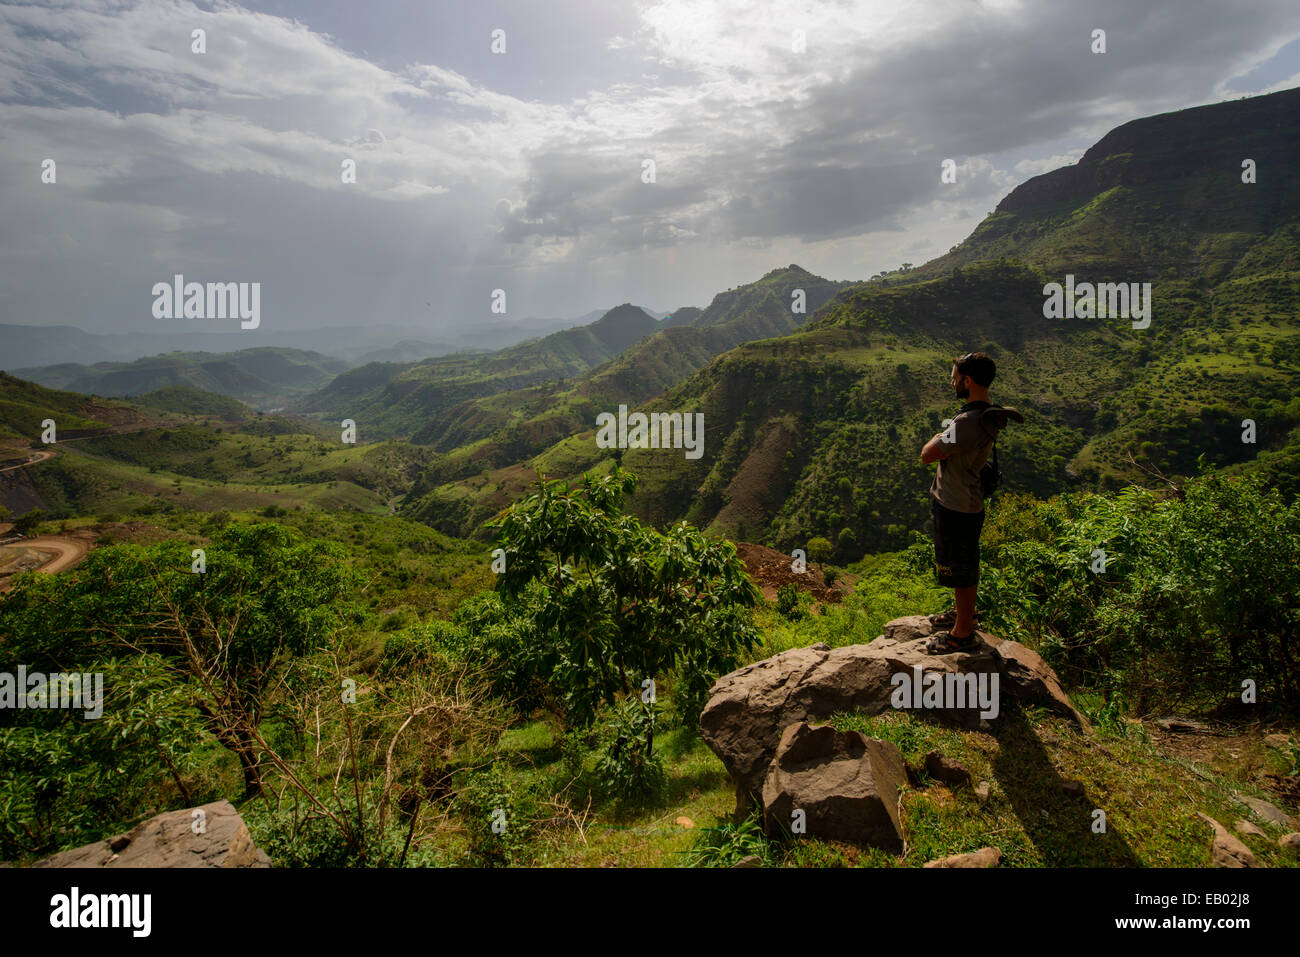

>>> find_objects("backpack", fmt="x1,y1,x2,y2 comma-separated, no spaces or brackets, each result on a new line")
977,405,1024,502
979,445,1001,501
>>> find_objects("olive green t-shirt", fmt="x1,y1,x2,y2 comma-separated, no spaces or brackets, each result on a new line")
930,401,1001,514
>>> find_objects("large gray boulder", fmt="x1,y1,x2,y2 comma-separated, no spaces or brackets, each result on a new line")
761,722,907,850
33,800,271,868
701,615,1088,807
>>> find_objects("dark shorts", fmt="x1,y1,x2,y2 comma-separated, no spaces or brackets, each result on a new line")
932,497,985,588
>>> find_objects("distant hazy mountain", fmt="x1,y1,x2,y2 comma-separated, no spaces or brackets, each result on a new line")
398,265,850,467
296,304,665,438
0,308,634,371
15,348,350,410
354,339,449,365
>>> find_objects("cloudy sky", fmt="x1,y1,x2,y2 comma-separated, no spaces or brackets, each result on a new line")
2,0,1298,340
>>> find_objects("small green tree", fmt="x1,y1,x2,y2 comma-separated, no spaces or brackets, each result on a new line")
806,535,833,578
806,536,832,564
489,468,760,766
0,523,358,798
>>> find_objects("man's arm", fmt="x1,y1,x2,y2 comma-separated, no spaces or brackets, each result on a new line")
920,434,949,465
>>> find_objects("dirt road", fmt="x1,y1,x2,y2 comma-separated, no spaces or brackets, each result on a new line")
0,449,56,473
0,535,90,590
18,536,89,573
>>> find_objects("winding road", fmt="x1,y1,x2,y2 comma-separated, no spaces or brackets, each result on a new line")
0,449,55,473
1,446,89,588
0,535,90,591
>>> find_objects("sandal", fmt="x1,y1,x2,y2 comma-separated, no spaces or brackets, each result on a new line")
925,630,981,655
927,609,980,629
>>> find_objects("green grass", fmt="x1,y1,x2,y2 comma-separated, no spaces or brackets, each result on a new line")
471,695,1300,868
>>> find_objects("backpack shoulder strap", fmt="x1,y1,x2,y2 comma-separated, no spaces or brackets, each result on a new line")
979,404,1024,438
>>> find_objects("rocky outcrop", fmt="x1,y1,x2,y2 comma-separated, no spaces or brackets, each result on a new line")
700,615,1087,807
1196,813,1257,868
33,800,271,868
761,723,907,850
1232,794,1297,830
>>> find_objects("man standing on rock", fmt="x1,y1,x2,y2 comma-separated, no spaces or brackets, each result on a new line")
919,352,1018,654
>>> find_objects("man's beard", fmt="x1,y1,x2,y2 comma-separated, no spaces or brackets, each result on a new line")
954,384,970,399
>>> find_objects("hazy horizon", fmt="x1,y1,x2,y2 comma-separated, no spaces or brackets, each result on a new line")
3,0,1299,342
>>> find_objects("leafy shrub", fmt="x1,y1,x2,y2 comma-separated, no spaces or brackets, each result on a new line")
776,582,805,620
979,472,1300,713
681,811,776,867
378,628,445,678
594,696,667,805
447,586,551,715
244,789,427,868
379,606,418,632
0,655,205,860
456,762,539,867
12,509,43,535
486,467,761,757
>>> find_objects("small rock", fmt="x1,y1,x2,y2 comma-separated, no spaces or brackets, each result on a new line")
1264,733,1291,750
1062,779,1085,797
108,835,131,853
924,750,971,787
1233,794,1298,830
1156,716,1209,733
974,781,991,804
1278,833,1300,853
1234,820,1266,838
923,846,1002,868
732,855,761,868
1197,813,1257,868
675,816,694,829
809,643,830,651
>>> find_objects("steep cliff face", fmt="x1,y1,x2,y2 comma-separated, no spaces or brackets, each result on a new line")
916,86,1300,281
1003,87,1299,214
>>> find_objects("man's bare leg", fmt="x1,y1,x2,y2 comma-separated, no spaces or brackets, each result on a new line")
953,585,977,638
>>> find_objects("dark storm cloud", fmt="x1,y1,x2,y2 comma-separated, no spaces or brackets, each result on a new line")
0,0,1296,329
